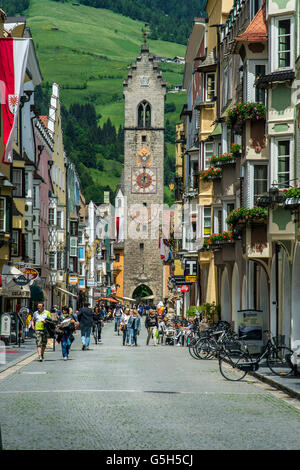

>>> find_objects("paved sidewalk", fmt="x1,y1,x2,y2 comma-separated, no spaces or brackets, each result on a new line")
0,337,38,373
251,365,300,400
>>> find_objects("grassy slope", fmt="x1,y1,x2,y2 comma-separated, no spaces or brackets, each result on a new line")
26,0,186,194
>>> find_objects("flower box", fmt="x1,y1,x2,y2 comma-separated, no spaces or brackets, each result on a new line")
199,168,222,181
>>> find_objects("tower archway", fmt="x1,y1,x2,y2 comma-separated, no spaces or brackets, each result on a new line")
132,284,154,304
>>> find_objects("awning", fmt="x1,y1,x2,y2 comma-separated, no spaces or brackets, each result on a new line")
141,295,154,300
115,295,136,302
98,297,118,303
55,286,78,299
210,123,222,136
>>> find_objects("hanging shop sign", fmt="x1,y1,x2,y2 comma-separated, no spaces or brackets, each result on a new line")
68,275,79,285
180,285,189,293
21,267,39,281
13,275,30,286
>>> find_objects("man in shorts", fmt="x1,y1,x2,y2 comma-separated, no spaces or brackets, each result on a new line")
31,302,52,362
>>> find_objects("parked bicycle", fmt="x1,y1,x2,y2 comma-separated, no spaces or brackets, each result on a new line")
218,330,295,381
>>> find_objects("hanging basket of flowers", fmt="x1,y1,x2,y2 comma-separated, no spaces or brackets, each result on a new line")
225,102,266,127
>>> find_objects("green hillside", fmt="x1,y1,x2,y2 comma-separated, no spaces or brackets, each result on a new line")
25,0,187,202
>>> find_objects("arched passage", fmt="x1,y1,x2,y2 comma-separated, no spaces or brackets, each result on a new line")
132,284,154,304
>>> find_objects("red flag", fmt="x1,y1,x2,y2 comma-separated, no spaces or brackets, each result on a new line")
0,38,30,164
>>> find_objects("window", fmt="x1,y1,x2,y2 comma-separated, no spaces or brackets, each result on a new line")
57,211,62,229
49,252,56,270
204,142,214,170
49,208,55,226
223,67,228,107
255,65,266,104
57,251,63,270
70,221,78,236
138,101,151,128
0,198,6,232
217,209,222,234
204,207,211,237
254,165,268,203
12,169,23,197
70,237,78,257
251,0,261,20
140,243,144,251
25,173,29,197
115,253,120,262
277,140,291,188
12,230,19,256
277,18,292,69
206,73,216,102
33,242,37,265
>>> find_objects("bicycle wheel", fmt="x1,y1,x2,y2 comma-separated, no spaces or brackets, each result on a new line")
188,337,200,359
194,339,214,360
267,346,294,377
219,351,249,381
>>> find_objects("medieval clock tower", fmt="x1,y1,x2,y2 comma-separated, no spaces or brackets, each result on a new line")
122,43,166,304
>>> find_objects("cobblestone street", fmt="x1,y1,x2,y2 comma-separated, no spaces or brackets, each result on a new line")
1,320,300,450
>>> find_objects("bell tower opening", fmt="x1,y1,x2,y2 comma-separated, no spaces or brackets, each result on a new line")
138,100,151,128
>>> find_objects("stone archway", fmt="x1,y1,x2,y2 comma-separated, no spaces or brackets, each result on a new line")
132,284,154,304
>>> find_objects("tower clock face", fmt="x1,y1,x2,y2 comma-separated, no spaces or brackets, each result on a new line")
131,167,157,194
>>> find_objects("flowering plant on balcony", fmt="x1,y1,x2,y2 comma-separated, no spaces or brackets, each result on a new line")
208,152,235,166
226,206,268,227
199,167,222,181
225,102,266,126
208,231,234,245
282,187,300,199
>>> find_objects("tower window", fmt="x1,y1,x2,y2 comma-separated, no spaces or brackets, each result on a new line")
138,101,151,128
142,135,147,142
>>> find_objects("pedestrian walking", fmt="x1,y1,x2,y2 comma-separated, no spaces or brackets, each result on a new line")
57,306,77,360
145,309,158,346
157,316,166,344
77,302,94,350
31,302,52,362
93,306,104,343
120,307,131,346
113,302,123,334
127,309,141,346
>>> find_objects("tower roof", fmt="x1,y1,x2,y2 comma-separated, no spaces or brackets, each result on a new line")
235,7,267,43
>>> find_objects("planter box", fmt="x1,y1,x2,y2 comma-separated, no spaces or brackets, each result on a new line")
283,197,300,210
